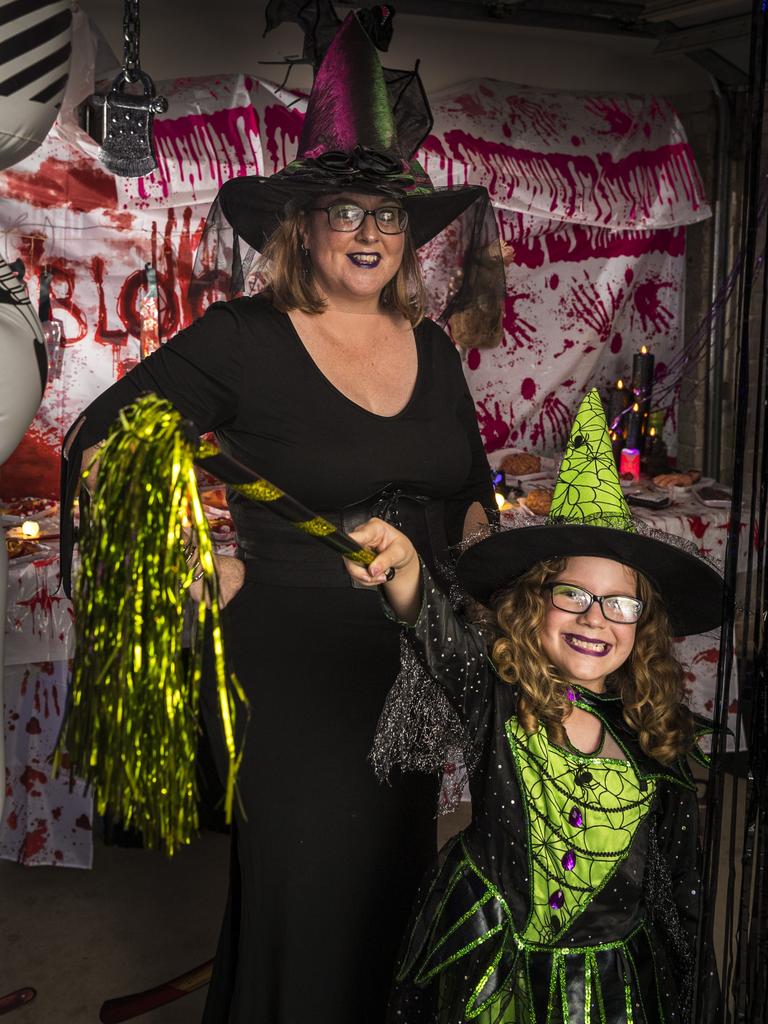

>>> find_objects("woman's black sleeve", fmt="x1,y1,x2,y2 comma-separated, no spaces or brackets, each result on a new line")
59,300,249,594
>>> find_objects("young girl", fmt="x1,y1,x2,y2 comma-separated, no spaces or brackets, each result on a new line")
346,390,722,1024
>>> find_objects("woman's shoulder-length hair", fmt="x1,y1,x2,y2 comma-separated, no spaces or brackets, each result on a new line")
256,207,427,326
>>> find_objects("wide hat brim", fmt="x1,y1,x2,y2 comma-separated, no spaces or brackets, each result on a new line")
456,524,724,636
217,174,488,251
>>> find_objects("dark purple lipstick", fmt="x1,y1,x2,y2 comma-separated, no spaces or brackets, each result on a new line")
563,633,611,658
347,252,381,268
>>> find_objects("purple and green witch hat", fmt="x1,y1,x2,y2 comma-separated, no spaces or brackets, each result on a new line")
457,389,723,636
213,10,495,251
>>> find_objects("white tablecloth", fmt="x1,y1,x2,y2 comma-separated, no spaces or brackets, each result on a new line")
2,549,92,867
631,497,743,730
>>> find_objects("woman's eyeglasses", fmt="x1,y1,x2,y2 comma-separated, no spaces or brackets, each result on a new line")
310,202,408,234
543,583,643,624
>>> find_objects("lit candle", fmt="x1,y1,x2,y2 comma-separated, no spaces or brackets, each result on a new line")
648,409,664,436
631,346,655,450
495,491,514,511
21,520,40,538
625,401,642,450
632,346,655,393
607,378,628,433
643,423,669,476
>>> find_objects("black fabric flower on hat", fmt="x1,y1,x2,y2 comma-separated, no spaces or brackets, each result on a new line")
291,145,411,185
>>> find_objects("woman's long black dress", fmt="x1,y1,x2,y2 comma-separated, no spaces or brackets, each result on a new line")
64,295,493,1023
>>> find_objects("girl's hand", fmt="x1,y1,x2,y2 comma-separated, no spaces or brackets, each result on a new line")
344,517,422,624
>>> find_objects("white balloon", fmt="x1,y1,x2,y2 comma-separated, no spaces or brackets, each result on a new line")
0,0,73,170
0,257,47,820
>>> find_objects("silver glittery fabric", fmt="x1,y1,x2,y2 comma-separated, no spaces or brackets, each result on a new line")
369,630,476,812
370,551,490,812
644,808,695,1023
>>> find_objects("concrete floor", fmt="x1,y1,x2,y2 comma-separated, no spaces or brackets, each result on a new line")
0,806,472,1024
0,829,230,1023
0,777,745,1024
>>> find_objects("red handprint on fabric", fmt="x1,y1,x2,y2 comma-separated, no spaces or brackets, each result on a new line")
506,94,565,142
503,288,538,350
563,270,626,345
584,98,635,137
632,276,674,334
529,392,572,449
477,398,512,452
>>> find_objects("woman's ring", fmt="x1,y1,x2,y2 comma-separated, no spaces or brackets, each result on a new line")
384,567,396,582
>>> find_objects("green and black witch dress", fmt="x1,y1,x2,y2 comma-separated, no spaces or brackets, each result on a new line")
384,568,710,1024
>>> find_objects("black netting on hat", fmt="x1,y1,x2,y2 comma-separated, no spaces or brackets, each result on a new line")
263,0,341,69
384,65,433,158
417,188,505,344
189,183,505,348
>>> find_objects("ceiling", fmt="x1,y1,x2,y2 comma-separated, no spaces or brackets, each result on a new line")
76,0,754,95
330,0,753,85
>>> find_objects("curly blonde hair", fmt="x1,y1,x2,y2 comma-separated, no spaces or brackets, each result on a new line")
490,557,694,764
257,207,427,326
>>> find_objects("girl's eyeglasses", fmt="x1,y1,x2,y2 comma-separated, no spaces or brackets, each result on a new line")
543,583,643,624
310,202,408,234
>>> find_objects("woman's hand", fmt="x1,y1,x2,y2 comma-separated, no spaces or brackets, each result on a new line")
188,552,246,608
344,517,422,624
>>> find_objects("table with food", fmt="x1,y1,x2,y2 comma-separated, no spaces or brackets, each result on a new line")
1,456,742,864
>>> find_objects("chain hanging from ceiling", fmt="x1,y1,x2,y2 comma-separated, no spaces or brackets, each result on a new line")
81,0,168,178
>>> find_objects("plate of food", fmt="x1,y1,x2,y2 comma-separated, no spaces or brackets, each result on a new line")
489,449,555,485
1,496,59,527
201,485,229,517
693,481,732,508
651,470,702,491
207,514,235,538
516,487,553,517
5,537,50,565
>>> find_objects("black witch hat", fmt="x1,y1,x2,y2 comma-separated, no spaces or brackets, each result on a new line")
193,7,505,332
457,390,724,636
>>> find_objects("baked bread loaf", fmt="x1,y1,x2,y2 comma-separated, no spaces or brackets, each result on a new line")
524,488,552,515
652,470,701,488
500,452,541,476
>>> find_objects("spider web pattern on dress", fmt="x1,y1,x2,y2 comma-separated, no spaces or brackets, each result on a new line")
506,717,656,947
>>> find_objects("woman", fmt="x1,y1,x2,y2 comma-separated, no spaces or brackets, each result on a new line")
60,12,505,1023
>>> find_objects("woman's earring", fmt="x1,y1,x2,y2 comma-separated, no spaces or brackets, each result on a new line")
300,242,311,277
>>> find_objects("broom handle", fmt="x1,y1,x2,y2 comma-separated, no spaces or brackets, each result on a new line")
191,434,377,568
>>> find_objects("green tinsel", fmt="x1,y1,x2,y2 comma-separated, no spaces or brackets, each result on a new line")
56,395,247,855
